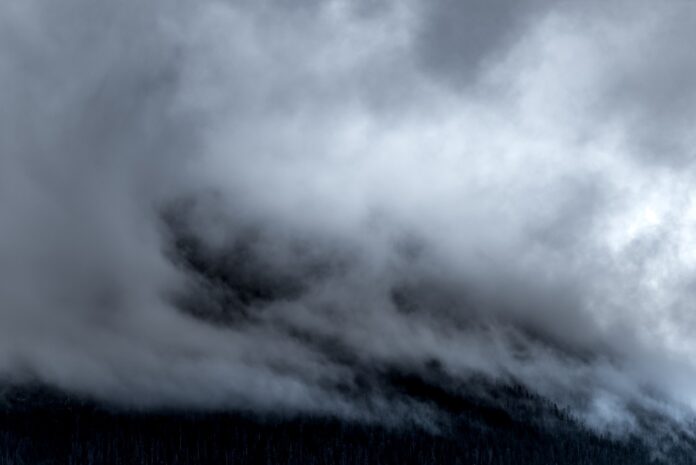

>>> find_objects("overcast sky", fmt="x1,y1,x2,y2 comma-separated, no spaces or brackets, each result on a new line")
2,0,696,433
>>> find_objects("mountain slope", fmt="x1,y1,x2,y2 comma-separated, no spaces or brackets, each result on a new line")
1,381,693,465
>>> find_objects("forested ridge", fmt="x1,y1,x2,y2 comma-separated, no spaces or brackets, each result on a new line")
1,381,694,465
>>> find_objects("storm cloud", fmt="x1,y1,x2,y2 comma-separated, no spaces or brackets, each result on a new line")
2,0,696,434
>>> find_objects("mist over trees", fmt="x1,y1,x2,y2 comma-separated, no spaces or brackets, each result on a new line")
3,0,696,462
2,383,693,465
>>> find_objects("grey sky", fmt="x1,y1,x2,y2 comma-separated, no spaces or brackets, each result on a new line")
2,0,696,433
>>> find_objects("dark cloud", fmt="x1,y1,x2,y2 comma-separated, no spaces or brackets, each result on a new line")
598,2,696,165
412,0,549,86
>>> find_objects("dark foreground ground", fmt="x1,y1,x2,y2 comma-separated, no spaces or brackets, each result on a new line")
1,381,695,465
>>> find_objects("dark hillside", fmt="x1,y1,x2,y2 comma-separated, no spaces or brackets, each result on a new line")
1,383,693,465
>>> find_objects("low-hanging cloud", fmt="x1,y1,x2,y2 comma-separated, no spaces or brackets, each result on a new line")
2,0,696,434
